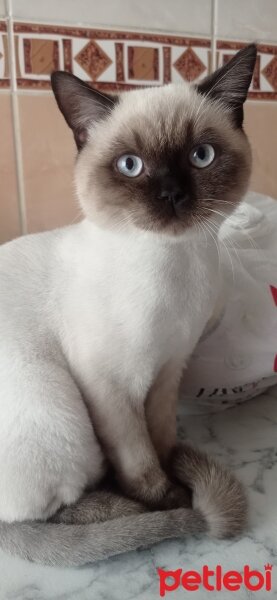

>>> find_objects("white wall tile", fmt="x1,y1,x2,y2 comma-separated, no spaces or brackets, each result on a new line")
12,0,212,36
218,0,277,42
0,0,6,17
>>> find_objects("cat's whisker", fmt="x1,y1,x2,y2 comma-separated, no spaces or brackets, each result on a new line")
109,211,135,234
225,224,258,251
196,218,209,247
68,207,84,227
241,230,258,250
218,199,237,206
192,94,209,130
207,205,259,250
205,211,248,267
191,215,208,247
217,227,245,272
203,215,239,285
200,217,222,269
207,207,230,220
207,219,236,284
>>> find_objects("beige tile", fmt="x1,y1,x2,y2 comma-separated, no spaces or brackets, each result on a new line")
0,94,21,244
244,102,277,199
19,94,79,233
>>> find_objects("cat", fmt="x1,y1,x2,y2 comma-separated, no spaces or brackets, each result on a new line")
0,44,256,566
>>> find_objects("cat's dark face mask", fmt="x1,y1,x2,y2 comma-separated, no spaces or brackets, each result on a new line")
51,44,256,236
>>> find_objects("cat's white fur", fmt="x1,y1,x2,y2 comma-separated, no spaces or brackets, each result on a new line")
0,217,219,522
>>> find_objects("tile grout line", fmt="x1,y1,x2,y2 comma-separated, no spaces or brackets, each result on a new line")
211,0,218,72
5,0,27,235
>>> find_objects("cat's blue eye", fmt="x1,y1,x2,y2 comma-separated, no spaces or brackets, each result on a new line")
116,154,144,178
189,144,215,168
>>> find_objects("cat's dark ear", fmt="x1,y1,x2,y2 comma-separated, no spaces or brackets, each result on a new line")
197,44,257,127
51,71,118,150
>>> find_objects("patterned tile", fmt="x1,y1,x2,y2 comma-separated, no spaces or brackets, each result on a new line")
0,21,9,87
23,39,59,74
128,46,159,81
74,40,112,80
173,47,206,81
115,42,124,82
62,38,72,72
252,55,261,90
163,46,171,84
262,56,277,91
217,41,277,100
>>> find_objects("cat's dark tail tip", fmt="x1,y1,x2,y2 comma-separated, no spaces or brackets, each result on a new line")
171,443,248,539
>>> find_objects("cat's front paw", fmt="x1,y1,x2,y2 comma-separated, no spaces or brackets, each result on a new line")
122,467,170,507
155,484,192,510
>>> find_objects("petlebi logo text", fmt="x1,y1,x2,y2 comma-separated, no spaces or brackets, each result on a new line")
158,564,272,596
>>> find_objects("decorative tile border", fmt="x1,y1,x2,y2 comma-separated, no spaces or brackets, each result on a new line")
0,21,9,88
11,23,212,91
0,22,276,99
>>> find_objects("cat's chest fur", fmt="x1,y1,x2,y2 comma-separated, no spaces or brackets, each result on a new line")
60,221,219,397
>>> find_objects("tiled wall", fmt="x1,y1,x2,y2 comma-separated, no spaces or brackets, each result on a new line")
1,0,277,243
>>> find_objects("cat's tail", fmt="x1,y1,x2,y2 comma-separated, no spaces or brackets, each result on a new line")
0,444,247,567
172,443,248,539
0,507,206,567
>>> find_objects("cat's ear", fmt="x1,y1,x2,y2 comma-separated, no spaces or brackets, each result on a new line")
51,72,118,150
197,44,257,127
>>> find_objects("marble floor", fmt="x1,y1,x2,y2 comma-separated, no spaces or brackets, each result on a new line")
1,389,277,600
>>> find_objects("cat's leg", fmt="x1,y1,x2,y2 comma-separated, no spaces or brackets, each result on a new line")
145,359,184,465
144,360,192,508
86,390,169,506
84,382,189,510
0,359,107,523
